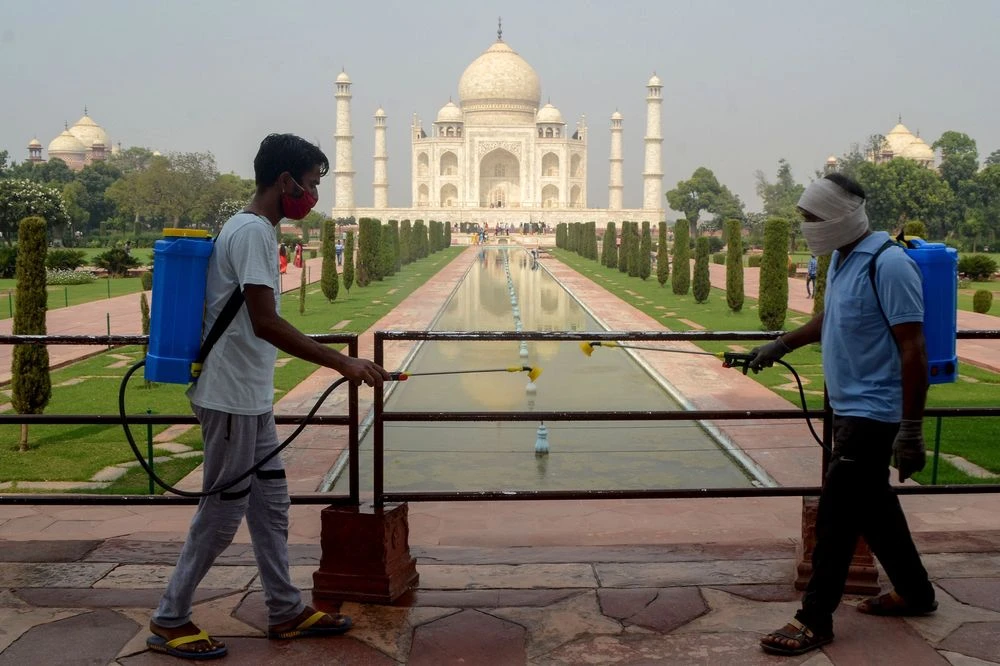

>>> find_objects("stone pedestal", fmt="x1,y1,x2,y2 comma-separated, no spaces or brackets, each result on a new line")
312,503,419,604
795,496,881,595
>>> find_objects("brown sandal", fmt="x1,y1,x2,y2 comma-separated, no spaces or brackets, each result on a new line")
760,619,833,656
857,590,938,617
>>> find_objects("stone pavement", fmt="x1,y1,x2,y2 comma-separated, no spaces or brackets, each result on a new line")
707,263,1000,373
2,533,999,664
0,255,326,385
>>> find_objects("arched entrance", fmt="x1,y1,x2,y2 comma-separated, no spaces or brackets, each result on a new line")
479,148,520,208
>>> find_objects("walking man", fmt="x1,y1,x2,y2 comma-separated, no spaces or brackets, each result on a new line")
335,238,343,266
147,134,389,660
806,254,817,298
752,173,936,657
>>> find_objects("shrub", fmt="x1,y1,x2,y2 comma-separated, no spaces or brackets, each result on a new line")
725,219,744,313
413,220,428,259
959,254,998,281
45,248,86,271
712,252,726,265
628,223,641,277
973,289,993,314
656,222,669,286
342,231,355,293
618,222,631,274
747,254,763,268
12,217,51,451
671,220,690,295
46,269,95,285
958,279,972,289
141,269,153,291
399,220,412,265
443,220,451,248
309,248,318,259
556,223,566,249
707,236,725,253
759,217,790,330
588,222,599,260
389,220,401,271
321,220,339,303
639,221,652,280
378,221,395,278
903,220,928,239
93,248,140,277
0,245,18,278
603,222,617,268
693,237,710,303
813,255,831,316
787,258,798,278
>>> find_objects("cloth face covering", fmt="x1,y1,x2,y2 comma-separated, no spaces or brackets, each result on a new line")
797,179,870,255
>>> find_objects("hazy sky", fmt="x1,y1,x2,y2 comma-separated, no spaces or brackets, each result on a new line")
3,0,998,215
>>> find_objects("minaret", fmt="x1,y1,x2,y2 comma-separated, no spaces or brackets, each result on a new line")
642,73,663,212
373,107,388,208
608,111,624,210
334,69,355,212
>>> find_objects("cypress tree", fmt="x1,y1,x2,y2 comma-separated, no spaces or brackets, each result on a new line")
321,219,340,302
639,221,652,280
377,221,394,279
444,220,451,248
604,222,617,268
628,223,640,277
693,236,710,303
656,221,669,286
389,219,401,272
414,220,428,258
813,255,831,316
759,217,790,330
342,231,355,293
355,218,370,286
724,219,744,312
12,216,51,451
298,253,307,313
618,222,630,273
671,220,690,295
140,292,152,388
399,220,412,265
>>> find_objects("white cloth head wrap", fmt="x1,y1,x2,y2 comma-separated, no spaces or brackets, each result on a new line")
797,179,870,254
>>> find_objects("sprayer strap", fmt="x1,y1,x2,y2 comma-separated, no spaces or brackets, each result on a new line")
191,287,245,379
868,239,901,349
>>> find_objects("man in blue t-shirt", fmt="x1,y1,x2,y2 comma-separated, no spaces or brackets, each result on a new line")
806,254,818,298
749,174,936,657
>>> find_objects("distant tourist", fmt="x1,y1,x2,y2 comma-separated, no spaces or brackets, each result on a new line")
806,254,817,298
146,133,389,660
278,243,288,274
753,173,936,657
293,241,303,268
335,239,343,266
124,240,132,256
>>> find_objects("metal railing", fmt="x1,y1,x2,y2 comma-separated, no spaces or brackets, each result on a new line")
0,333,360,506
1,328,999,506
372,329,1000,506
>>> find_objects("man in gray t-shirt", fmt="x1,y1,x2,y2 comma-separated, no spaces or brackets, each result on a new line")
147,134,389,661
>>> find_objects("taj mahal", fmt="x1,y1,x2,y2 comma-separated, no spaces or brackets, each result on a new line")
332,27,665,227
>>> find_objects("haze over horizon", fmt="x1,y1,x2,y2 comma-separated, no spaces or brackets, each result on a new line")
3,0,998,217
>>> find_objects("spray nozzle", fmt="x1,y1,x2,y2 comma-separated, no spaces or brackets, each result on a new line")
722,352,755,375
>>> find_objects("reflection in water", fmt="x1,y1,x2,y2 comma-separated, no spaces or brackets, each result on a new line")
332,248,752,493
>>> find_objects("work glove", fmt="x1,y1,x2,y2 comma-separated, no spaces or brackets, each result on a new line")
892,419,926,482
747,337,791,373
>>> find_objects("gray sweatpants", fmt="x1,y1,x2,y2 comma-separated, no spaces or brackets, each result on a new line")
152,405,305,628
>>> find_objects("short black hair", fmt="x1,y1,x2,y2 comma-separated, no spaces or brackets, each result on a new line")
253,134,329,188
823,172,865,200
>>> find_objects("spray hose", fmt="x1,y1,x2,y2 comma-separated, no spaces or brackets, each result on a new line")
119,362,542,497
580,341,826,451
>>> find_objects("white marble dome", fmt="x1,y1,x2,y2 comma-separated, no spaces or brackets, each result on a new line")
647,73,662,87
435,100,463,123
902,136,934,162
611,110,623,120
336,70,351,83
48,129,86,155
375,107,386,118
884,122,917,156
68,114,109,149
28,138,41,147
536,103,564,124
458,40,540,113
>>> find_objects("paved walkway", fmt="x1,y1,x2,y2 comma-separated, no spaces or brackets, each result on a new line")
0,256,326,385
3,246,999,664
708,263,1000,373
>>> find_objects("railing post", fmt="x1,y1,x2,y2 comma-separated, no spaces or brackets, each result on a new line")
373,331,385,507
146,408,154,495
348,337,360,505
931,416,943,485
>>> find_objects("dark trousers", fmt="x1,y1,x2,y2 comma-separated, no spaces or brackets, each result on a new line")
806,276,816,296
796,416,935,634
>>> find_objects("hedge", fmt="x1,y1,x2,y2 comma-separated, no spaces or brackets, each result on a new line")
725,219,744,313
671,220,690,295
656,222,669,286
759,217,790,330
693,236,710,303
973,289,993,314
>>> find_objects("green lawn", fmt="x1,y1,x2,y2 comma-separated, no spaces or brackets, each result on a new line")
0,276,147,320
552,249,1000,485
0,246,465,491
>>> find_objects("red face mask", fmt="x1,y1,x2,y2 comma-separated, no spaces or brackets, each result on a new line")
281,178,318,220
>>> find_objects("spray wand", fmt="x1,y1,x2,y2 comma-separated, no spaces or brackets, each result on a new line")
580,341,825,449
119,362,542,497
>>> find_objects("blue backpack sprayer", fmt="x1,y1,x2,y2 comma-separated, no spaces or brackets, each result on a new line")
119,230,542,496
